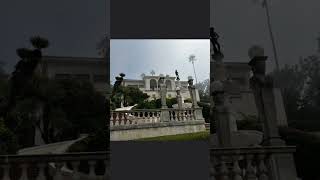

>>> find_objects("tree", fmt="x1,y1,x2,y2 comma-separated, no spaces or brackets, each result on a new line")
195,79,210,102
252,0,280,71
188,54,198,84
122,86,149,107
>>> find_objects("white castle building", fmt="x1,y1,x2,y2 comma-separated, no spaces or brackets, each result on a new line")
122,74,200,102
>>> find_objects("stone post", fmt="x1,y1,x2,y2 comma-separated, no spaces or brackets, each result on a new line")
249,55,297,180
188,77,204,121
159,76,169,122
187,77,199,108
211,80,233,147
176,80,183,109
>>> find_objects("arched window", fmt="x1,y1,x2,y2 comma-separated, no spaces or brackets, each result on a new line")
165,80,172,90
150,79,157,91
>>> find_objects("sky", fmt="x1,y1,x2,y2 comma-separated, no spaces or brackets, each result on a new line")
110,39,210,84
0,0,108,73
211,0,320,71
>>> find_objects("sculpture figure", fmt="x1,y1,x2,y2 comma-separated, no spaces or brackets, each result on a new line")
210,27,224,60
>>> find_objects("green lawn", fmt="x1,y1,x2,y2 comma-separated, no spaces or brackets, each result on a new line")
135,130,210,141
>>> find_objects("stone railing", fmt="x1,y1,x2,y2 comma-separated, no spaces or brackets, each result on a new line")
167,108,196,121
110,109,161,126
0,151,109,180
210,146,296,180
110,108,202,127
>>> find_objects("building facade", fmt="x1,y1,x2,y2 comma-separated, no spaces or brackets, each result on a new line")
122,75,200,102
38,56,108,93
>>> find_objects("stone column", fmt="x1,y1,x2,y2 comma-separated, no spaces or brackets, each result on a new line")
211,81,233,147
176,80,183,109
188,77,204,121
159,77,169,122
249,56,297,180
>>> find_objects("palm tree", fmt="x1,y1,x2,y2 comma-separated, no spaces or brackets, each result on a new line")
253,0,280,71
188,54,198,84
150,70,155,76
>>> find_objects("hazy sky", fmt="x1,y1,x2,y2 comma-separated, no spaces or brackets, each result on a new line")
0,0,108,73
110,39,210,83
211,0,320,70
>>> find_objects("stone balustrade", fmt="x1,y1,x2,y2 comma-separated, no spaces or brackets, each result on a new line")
167,108,196,121
0,151,109,180
210,146,296,180
110,109,161,126
110,108,202,127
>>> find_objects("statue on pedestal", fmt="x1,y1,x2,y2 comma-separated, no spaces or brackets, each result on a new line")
210,27,224,60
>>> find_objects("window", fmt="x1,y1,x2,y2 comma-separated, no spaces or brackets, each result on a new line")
150,79,157,91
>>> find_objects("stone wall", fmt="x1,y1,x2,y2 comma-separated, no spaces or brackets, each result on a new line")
110,121,206,141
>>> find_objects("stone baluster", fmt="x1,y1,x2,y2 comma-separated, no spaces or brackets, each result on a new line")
219,156,230,180
53,162,64,180
71,161,81,179
168,111,172,121
146,112,151,123
36,163,46,180
210,162,217,180
110,112,114,126
120,112,124,125
19,163,28,180
232,156,243,180
114,112,119,126
191,110,195,120
244,155,257,180
181,110,185,121
157,112,161,122
257,154,268,180
2,164,11,180
88,160,96,178
176,110,180,121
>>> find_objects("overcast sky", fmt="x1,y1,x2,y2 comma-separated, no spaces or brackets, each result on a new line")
0,0,108,73
211,0,320,71
110,39,210,84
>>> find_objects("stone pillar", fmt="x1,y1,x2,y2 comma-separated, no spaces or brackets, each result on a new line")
187,77,199,108
249,56,297,180
176,80,183,109
211,81,235,147
159,77,169,122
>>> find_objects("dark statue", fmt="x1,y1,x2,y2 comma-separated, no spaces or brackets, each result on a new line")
210,27,224,59
175,70,180,81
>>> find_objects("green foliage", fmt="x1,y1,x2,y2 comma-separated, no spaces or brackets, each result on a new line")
195,79,210,102
197,102,210,123
123,86,149,106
